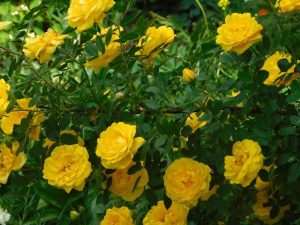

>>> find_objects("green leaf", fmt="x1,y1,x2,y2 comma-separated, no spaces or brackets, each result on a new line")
128,163,142,175
289,115,300,126
278,126,296,136
95,35,105,54
131,176,141,193
144,100,160,110
60,133,78,145
5,99,16,113
29,96,40,107
286,91,300,103
164,194,172,209
181,126,192,137
33,182,68,208
119,32,139,42
85,41,98,59
121,11,141,26
278,58,292,72
270,203,280,219
288,162,300,183
154,135,166,148
105,27,113,45
258,169,269,182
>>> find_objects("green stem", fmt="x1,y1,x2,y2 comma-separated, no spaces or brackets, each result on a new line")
194,0,210,35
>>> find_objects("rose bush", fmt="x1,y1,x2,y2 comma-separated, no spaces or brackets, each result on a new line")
0,0,299,224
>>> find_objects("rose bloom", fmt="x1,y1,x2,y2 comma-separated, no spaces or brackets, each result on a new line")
136,26,175,63
96,122,145,169
182,68,196,82
85,26,123,72
0,142,26,184
100,206,134,225
224,139,264,187
43,144,92,193
67,0,115,32
185,112,207,133
0,79,10,117
253,191,290,224
163,157,212,208
261,51,299,86
1,98,44,140
276,0,300,13
143,201,189,225
103,163,149,201
216,13,263,54
23,29,68,63
0,21,11,30
43,130,85,150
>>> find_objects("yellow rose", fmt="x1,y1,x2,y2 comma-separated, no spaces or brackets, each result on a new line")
23,29,68,63
255,165,273,191
182,68,196,82
261,51,299,86
253,191,290,224
216,13,263,54
0,142,26,184
43,130,85,150
224,139,264,187
67,0,115,32
136,26,175,63
85,26,123,72
143,201,189,225
1,98,44,140
231,90,244,108
96,122,145,169
185,112,207,133
0,21,12,30
163,157,212,208
103,163,148,201
43,144,92,193
100,206,134,225
276,0,300,13
0,79,10,117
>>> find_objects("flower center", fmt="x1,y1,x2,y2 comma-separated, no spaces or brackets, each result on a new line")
235,157,244,166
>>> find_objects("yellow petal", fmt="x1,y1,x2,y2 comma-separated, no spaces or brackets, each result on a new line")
12,152,26,171
131,137,145,155
0,173,10,184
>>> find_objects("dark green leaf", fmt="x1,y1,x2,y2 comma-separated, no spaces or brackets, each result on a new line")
288,163,300,183
278,58,292,72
